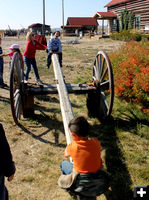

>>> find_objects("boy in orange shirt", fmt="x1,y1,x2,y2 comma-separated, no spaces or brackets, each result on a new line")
59,116,111,199
59,117,110,199
61,116,103,175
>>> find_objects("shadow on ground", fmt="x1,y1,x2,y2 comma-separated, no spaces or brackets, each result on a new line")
0,96,10,104
91,117,133,200
18,104,66,148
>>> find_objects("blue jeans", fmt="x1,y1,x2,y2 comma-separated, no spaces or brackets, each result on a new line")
47,52,62,68
0,175,8,200
24,57,40,81
0,62,4,85
60,160,73,175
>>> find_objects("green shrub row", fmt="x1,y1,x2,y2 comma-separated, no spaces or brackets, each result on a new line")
110,30,149,41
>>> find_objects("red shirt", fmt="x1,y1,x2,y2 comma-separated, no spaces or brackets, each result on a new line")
65,138,102,173
24,40,47,58
8,52,23,60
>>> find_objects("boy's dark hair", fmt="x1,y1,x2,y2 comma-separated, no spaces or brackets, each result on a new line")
53,31,60,36
68,116,89,137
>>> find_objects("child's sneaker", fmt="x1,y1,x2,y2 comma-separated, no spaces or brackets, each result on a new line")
46,65,50,69
36,79,43,84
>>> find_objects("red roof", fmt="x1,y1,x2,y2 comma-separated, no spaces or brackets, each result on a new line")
66,17,98,26
94,12,117,18
105,0,131,7
64,25,82,28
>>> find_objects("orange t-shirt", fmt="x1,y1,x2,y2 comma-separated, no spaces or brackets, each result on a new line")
65,138,102,173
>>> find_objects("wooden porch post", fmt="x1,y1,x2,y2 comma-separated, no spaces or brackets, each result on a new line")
102,19,104,37
107,20,110,35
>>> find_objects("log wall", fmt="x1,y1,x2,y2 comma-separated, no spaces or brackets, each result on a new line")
107,0,149,30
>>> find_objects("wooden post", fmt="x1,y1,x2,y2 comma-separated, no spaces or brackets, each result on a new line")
52,54,74,145
42,0,45,35
102,19,104,37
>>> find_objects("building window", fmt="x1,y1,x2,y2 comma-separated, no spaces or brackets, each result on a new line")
134,15,140,29
113,19,117,25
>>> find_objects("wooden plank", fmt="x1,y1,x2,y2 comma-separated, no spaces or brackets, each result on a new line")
52,54,74,145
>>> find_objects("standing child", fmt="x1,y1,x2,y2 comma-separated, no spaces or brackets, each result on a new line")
0,123,16,200
24,32,47,84
47,31,62,68
0,38,7,88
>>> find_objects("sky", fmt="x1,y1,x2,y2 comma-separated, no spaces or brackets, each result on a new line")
0,0,111,30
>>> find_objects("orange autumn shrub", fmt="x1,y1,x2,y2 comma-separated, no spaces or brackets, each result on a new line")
110,41,149,105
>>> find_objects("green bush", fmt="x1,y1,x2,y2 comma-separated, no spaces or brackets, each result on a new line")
110,30,143,41
141,34,149,42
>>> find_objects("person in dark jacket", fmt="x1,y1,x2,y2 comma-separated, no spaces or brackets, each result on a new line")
0,123,16,200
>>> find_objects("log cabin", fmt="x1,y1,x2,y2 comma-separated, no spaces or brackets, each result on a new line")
94,0,149,34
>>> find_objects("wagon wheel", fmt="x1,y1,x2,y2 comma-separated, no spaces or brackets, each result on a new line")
87,50,114,120
10,52,24,124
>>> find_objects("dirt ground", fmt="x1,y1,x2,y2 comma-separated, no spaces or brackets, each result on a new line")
0,35,125,200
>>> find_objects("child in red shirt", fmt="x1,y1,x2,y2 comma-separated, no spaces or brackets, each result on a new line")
24,32,47,84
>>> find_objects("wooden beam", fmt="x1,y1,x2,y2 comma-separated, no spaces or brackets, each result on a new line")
26,83,96,95
52,54,74,145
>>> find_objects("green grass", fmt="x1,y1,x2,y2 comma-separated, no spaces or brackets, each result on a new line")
33,40,149,199
1,37,149,200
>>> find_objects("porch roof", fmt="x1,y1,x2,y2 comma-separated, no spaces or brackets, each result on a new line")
93,12,117,20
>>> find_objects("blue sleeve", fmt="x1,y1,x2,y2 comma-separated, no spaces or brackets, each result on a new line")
48,39,53,51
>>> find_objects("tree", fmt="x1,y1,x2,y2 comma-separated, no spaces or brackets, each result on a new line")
128,11,134,30
120,9,134,31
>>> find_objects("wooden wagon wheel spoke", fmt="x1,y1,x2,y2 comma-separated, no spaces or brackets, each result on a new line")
101,91,109,110
100,80,110,91
14,91,21,109
15,94,21,120
96,57,100,80
10,52,24,124
98,55,103,77
101,66,108,82
97,55,101,78
13,89,20,98
100,57,105,78
93,65,97,81
90,50,114,120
